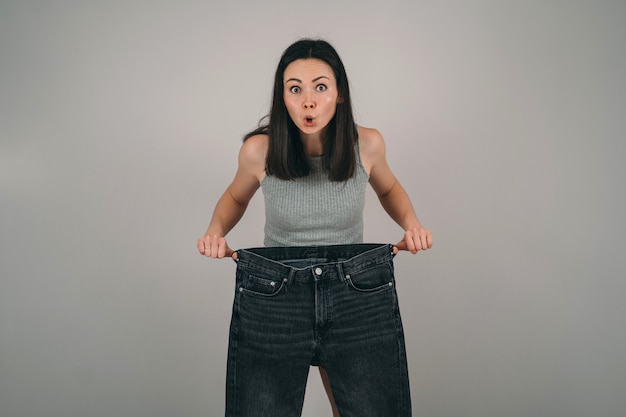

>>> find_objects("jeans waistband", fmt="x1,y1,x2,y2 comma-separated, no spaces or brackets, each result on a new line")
234,243,395,281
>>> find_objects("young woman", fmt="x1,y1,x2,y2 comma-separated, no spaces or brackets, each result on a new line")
198,39,432,417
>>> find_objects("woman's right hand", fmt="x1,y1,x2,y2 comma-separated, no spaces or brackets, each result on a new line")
197,234,234,259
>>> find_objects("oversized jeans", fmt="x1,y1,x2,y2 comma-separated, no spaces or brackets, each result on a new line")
225,243,412,417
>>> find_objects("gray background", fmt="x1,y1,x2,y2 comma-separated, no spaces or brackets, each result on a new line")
1,1,625,416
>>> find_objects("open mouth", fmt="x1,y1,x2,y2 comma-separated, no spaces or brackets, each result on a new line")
304,117,314,126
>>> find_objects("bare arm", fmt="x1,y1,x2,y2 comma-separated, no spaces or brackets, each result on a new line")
360,127,433,253
197,135,267,258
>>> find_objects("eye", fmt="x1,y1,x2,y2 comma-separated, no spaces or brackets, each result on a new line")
316,84,327,92
289,86,301,94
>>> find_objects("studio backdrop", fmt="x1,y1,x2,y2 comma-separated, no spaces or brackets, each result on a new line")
1,1,625,416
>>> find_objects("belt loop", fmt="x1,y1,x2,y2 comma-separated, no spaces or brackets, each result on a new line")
336,262,347,282
285,268,296,286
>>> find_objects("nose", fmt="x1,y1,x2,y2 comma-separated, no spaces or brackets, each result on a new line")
303,92,315,109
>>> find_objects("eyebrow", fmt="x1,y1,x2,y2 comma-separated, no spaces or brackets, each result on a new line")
285,75,331,83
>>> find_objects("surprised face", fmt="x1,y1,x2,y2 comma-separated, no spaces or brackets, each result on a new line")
283,58,340,139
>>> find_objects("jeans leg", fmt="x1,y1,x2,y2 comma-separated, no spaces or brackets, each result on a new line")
321,261,412,417
225,270,315,417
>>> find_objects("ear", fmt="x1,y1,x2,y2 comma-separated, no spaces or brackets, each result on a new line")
337,96,344,104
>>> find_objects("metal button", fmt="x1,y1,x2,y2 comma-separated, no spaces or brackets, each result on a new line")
314,267,323,276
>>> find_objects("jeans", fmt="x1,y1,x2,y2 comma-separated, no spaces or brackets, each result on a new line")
225,243,412,417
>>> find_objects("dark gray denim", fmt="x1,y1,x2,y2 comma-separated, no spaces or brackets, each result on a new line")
225,243,411,417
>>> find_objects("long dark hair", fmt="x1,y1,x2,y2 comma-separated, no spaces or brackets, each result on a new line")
244,39,358,181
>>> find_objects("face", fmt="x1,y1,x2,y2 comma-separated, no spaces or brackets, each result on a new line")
283,58,340,138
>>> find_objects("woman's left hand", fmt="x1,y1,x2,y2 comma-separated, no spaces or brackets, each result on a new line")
395,227,433,254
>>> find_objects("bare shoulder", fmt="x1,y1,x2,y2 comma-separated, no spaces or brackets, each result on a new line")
239,134,268,165
238,134,268,181
240,134,268,159
357,125,387,174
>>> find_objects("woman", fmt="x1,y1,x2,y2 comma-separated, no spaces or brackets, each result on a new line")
198,39,432,417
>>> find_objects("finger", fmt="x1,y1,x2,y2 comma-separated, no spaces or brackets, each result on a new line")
209,237,221,258
407,234,418,254
217,239,227,259
201,238,213,256
414,238,423,253
197,238,205,255
395,240,407,251
216,236,233,258
396,236,417,253
419,231,432,250
224,242,234,258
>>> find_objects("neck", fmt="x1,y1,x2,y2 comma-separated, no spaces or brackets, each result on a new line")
299,128,327,157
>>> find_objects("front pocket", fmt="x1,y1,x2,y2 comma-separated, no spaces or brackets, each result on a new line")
345,263,394,293
239,274,286,297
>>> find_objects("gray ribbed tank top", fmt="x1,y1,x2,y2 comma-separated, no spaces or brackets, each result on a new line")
261,146,369,247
